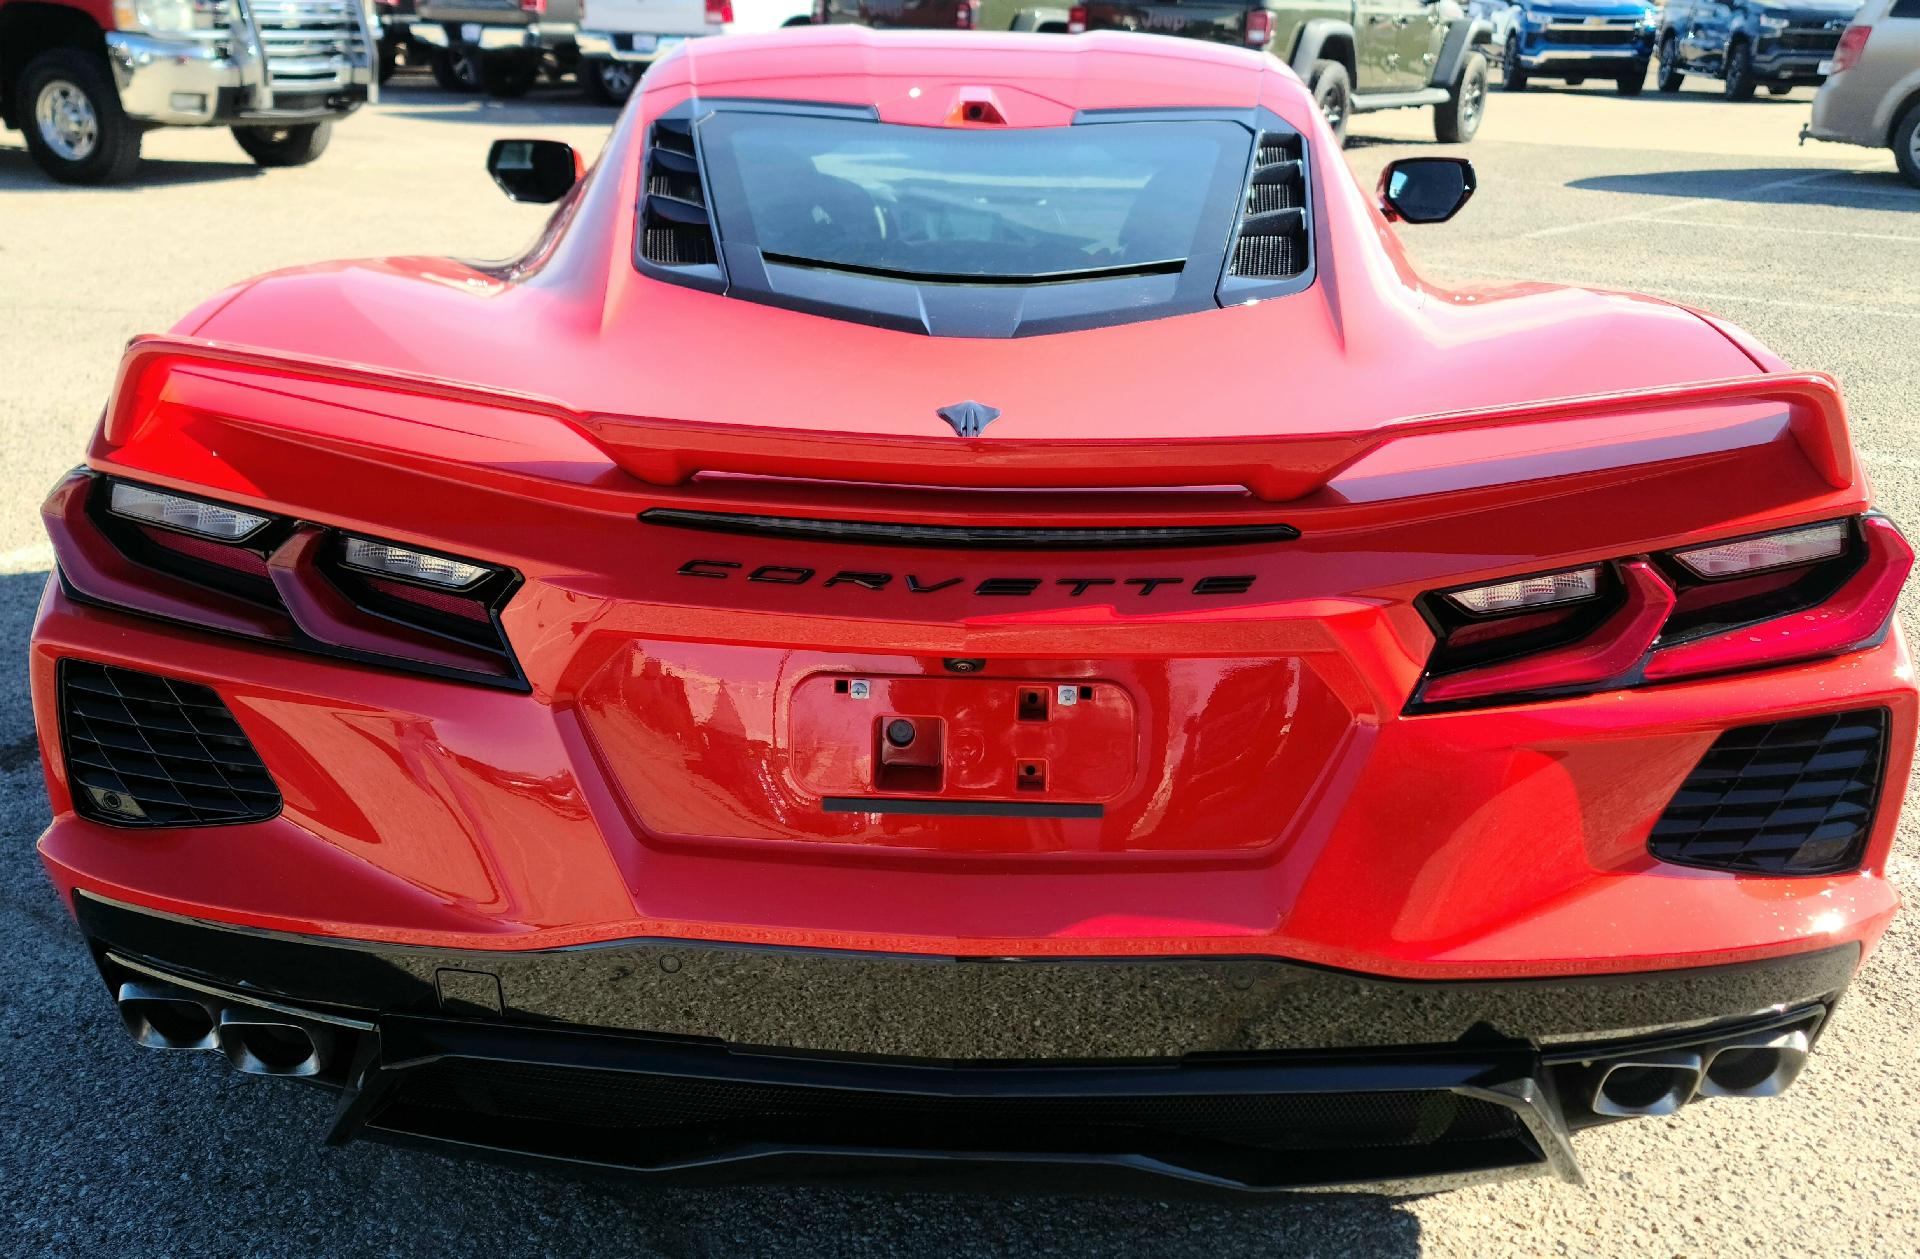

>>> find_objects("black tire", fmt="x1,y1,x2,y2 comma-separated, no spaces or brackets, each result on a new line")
1502,35,1528,90
1723,39,1756,100
1565,76,1586,86
1309,59,1351,147
580,57,638,104
1657,33,1683,91
1616,60,1647,95
1894,101,1920,188
1435,50,1489,143
231,121,332,167
13,48,142,184
429,45,483,92
483,53,540,97
1766,82,1793,96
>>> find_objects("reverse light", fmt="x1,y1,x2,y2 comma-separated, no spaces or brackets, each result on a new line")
704,0,732,23
1831,24,1870,73
1445,566,1600,615
1670,520,1849,578
1068,4,1086,32
1245,8,1274,45
339,537,491,589
108,482,270,541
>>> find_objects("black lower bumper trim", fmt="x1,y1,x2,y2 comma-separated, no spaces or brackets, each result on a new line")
74,893,1860,1061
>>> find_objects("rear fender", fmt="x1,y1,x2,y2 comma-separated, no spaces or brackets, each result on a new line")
1430,17,1493,87
1289,19,1356,81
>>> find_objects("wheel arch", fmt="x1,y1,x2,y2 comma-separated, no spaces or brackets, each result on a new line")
1288,20,1357,82
0,2,111,127
1431,16,1494,87
1878,75,1920,147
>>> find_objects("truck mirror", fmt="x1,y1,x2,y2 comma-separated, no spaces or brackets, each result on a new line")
1377,157,1477,224
487,139,583,204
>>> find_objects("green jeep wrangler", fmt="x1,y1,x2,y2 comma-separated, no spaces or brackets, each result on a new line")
814,0,1494,146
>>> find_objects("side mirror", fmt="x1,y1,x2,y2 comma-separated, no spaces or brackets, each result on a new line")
1377,157,1477,224
487,138,583,204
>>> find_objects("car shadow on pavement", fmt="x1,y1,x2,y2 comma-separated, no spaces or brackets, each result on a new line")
0,559,1425,1258
1571,166,1919,208
0,147,264,190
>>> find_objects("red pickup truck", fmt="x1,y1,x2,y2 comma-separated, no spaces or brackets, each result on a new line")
0,0,379,183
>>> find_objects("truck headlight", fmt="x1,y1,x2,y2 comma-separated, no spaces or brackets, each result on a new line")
1758,13,1789,30
113,0,220,33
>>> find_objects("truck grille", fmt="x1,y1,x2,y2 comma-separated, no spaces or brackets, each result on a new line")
1773,28,1842,52
1543,21,1642,45
253,0,364,92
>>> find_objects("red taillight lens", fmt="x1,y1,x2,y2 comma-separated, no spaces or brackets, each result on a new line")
1831,24,1870,73
519,0,545,14
1412,516,1910,709
705,0,732,23
954,0,978,25
1245,8,1274,46
1067,4,1086,32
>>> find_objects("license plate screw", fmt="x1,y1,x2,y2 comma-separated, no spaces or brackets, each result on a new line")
849,679,870,700
1057,685,1079,706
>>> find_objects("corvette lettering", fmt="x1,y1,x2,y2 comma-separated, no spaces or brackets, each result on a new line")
676,559,1255,596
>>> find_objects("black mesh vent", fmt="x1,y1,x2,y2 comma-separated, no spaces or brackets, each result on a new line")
384,1057,1521,1157
640,118,718,269
59,660,280,828
1229,130,1309,280
1650,709,1889,875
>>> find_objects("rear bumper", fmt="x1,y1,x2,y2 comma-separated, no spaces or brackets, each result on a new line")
411,19,578,53
79,893,1852,1193
576,29,695,63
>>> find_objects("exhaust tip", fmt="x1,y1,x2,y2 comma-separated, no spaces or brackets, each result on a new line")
1592,1051,1703,1118
1700,1030,1810,1099
115,982,218,1051
217,1010,333,1077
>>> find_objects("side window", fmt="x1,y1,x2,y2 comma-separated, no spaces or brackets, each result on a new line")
1891,0,1920,18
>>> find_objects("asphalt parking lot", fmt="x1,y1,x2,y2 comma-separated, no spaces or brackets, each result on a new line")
2,71,1918,1258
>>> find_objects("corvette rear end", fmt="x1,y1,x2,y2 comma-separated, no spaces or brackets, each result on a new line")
29,28,1914,1195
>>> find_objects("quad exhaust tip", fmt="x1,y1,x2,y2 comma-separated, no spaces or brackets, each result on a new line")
1592,1051,1704,1118
1699,1030,1810,1099
113,979,333,1077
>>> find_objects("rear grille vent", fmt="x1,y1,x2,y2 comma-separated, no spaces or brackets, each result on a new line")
1227,129,1310,284
1649,708,1889,875
59,661,280,828
640,118,719,270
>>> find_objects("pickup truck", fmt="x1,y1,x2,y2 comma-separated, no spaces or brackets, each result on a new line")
1496,0,1658,94
1065,0,1496,143
0,0,378,182
1655,0,1859,98
411,0,580,94
576,0,812,103
811,0,1073,27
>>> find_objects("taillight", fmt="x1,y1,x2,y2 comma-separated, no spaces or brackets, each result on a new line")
1411,515,1911,710
1067,4,1085,32
954,0,978,26
520,0,545,14
47,473,525,688
705,0,731,23
1831,24,1870,73
1245,7,1274,46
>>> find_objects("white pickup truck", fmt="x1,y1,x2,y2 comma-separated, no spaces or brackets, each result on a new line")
575,0,814,102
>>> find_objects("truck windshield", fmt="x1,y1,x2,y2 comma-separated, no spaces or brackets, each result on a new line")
697,114,1252,283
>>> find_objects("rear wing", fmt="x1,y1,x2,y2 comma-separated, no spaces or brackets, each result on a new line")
101,336,1858,503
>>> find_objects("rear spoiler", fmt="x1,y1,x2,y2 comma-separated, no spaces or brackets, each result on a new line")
103,336,1858,503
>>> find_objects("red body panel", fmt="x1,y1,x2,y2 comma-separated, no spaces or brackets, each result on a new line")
32,29,1914,991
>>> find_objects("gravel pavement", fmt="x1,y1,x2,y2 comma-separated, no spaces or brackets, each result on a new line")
2,72,1917,1258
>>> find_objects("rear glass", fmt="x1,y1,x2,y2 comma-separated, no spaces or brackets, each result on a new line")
698,114,1252,282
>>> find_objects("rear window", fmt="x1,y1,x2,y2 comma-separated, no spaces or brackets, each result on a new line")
696,113,1252,282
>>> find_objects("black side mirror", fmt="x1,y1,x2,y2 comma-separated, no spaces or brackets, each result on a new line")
1377,157,1477,224
487,139,583,204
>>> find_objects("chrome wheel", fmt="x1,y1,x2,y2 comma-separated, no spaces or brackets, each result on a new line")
601,61,637,98
34,79,98,162
1459,61,1487,130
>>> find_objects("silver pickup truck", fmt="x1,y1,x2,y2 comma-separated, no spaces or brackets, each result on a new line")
412,0,580,93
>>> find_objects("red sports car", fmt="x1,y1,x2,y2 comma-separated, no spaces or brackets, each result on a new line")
30,28,1914,1194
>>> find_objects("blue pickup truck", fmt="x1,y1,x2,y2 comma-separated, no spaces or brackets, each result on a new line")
1486,0,1659,94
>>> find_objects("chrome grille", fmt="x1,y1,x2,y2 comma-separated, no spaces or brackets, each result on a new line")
252,0,364,90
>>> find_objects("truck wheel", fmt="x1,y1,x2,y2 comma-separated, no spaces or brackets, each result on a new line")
1502,36,1528,90
1723,40,1756,100
1766,83,1792,96
1616,60,1647,95
483,54,541,98
1657,33,1683,91
1894,101,1920,188
1435,50,1488,143
581,58,638,105
1308,60,1351,147
232,121,332,167
15,48,142,185
430,46,483,92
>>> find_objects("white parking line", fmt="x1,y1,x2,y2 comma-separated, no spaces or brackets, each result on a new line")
1425,264,1920,320
1520,169,1859,238
0,543,53,576
1626,217,1920,245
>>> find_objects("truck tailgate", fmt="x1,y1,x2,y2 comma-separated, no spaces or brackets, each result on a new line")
585,0,709,35
1081,0,1253,45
